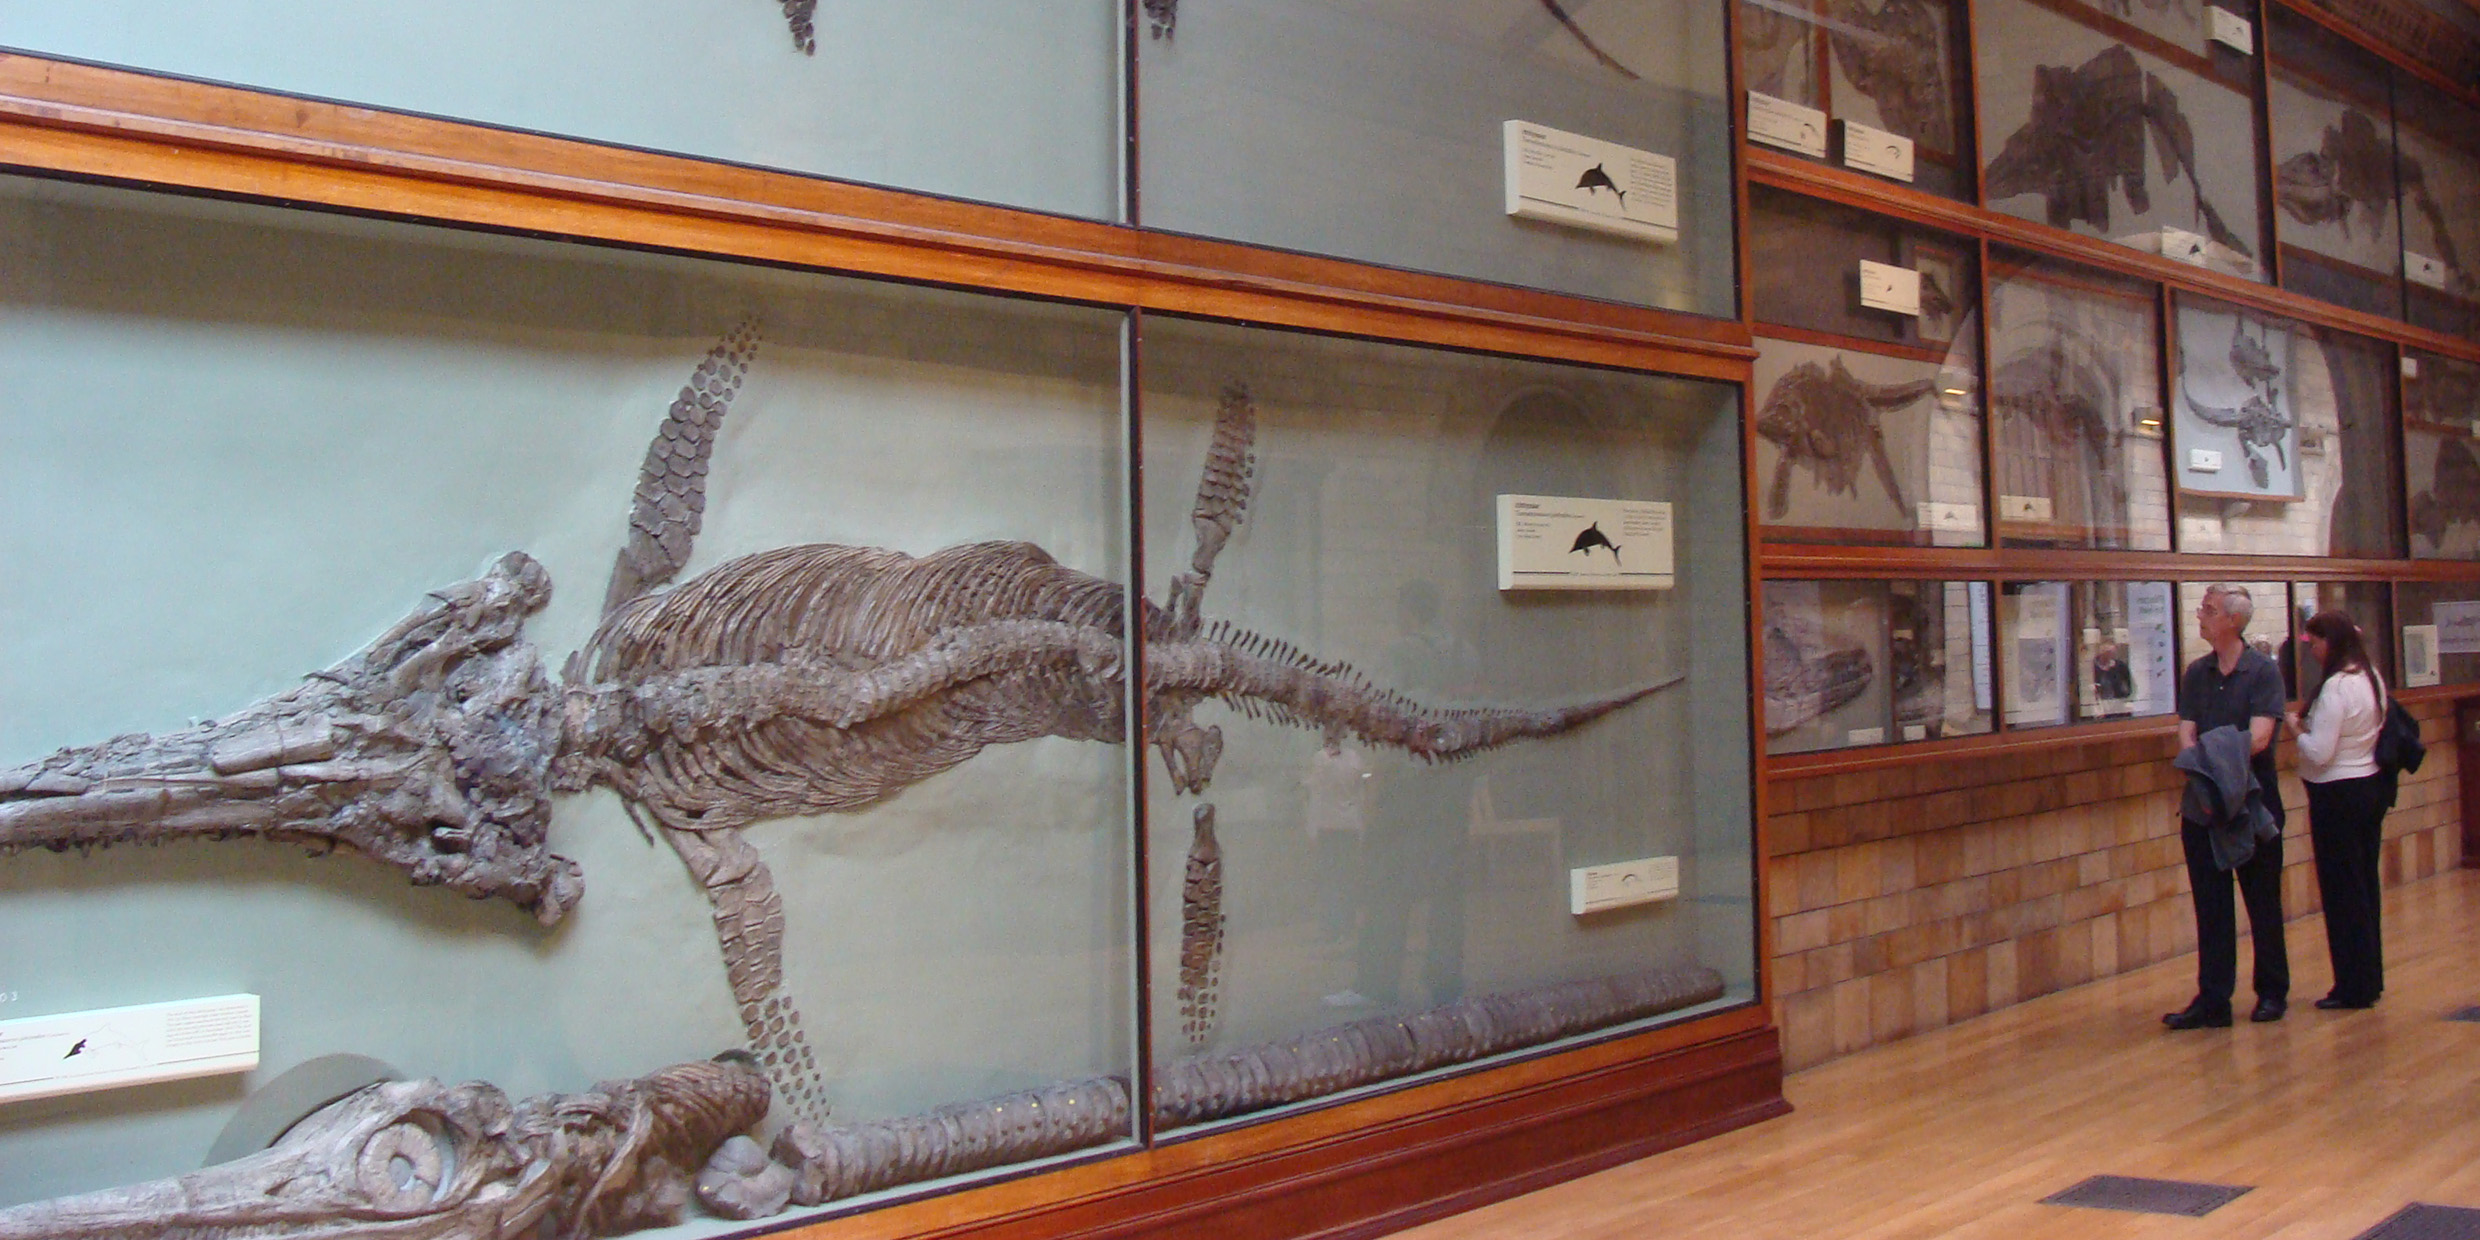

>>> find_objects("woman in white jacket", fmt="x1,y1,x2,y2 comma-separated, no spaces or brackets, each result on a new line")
2283,611,2389,1010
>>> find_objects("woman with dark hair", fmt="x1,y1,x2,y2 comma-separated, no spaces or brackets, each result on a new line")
2284,610,2389,1009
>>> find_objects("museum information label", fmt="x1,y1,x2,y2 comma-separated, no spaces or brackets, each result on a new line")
1502,121,1680,244
1859,260,1923,315
1747,91,1828,158
1840,119,1915,182
0,994,260,1104
1496,494,1674,590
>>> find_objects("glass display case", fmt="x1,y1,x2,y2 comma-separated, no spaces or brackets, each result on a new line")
2393,74,2480,340
0,0,1122,220
2169,297,2400,557
2391,579,2480,687
1975,0,2266,280
1751,191,1984,546
2406,347,2480,558
1987,248,2171,550
1135,315,1753,1131
1735,0,1977,198
0,175,1148,1226
2267,5,2405,318
1763,579,1992,753
1138,0,1736,315
2291,580,2394,698
2000,580,2177,727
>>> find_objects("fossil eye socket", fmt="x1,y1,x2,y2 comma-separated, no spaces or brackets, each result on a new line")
355,1117,454,1210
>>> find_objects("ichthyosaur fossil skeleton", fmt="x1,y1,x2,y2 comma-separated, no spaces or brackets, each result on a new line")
0,321,1677,1124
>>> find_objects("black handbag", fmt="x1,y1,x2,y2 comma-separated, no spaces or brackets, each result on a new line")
2375,697,2426,776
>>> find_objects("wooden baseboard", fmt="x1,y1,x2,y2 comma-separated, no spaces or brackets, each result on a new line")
900,1024,1787,1240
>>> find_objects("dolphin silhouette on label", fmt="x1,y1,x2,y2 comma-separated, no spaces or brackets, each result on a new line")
1575,163,1626,206
1569,522,1622,564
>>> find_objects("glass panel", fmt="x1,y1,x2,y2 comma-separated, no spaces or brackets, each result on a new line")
2177,581,2292,675
1998,580,2072,728
2169,298,2400,557
1763,579,1993,752
1764,579,1893,753
2394,73,2480,339
1736,0,1977,198
2072,581,2180,720
2291,581,2394,699
0,177,1135,1222
1976,0,2266,280
1987,248,2170,549
0,2,1121,219
2267,6,2405,317
2405,347,2480,557
1137,315,1751,1132
1139,1,1735,316
2392,580,2480,686
1753,335,1985,545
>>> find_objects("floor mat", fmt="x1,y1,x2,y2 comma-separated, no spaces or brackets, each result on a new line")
2039,1174,2251,1217
2352,1204,2480,1240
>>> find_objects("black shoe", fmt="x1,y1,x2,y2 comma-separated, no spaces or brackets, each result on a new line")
2164,1001,2233,1029
2314,995,2375,1010
2250,998,2286,1023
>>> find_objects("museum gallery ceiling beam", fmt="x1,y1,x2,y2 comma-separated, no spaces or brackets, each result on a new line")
1747,148,2480,372
0,53,1750,382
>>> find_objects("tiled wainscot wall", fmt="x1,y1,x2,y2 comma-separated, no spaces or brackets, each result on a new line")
1767,700,2464,1070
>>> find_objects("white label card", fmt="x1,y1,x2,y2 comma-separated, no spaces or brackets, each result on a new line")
2188,448,2223,473
2403,624,2441,687
2180,514,2226,549
2433,601,2480,654
1503,121,1679,245
2404,355,2422,380
1841,120,1915,182
1917,501,1979,532
0,995,259,1104
1998,494,2053,522
1497,494,1674,590
1859,260,1922,316
1846,726,1887,745
2162,227,2211,265
2408,251,2450,290
1747,91,1828,158
2207,5,2253,52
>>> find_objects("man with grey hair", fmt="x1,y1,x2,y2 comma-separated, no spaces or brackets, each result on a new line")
2165,583,2289,1029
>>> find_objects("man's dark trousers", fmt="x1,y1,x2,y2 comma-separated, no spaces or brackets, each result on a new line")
2180,820,2288,1014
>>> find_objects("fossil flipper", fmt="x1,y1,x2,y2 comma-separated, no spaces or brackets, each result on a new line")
776,0,817,54
605,318,759,618
1144,0,1179,39
1176,804,1227,1049
1540,0,1643,79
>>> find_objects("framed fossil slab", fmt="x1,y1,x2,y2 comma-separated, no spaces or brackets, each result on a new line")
2171,303,2303,501
2394,74,2480,341
2406,348,2480,558
2267,6,2405,319
1135,314,1752,1131
1975,0,2266,281
1736,0,1977,198
1987,248,2171,550
1763,580,1893,753
1752,336,1984,545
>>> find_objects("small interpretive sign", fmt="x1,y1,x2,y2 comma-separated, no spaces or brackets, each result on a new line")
1496,494,1674,591
1502,121,1679,244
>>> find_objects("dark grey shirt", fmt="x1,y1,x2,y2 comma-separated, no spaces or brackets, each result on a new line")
2179,645,2286,828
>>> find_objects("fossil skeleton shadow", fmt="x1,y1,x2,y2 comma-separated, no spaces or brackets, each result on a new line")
0,321,1680,1124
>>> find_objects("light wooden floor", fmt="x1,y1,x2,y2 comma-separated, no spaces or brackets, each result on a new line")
1401,867,2480,1240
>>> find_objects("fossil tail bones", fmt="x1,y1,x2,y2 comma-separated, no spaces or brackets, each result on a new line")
0,1057,770,1240
0,326,1680,1123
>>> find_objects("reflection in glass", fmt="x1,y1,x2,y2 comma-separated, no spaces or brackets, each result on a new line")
1736,0,1976,198
2292,581,2394,698
2170,298,2400,557
1988,250,2169,549
2406,348,2480,558
1140,0,1735,315
1893,580,1996,739
2178,581,2291,675
2268,6,2404,317
0,177,1136,1215
2395,74,2480,339
1137,316,1751,1131
1975,0,2264,280
1999,581,2071,728
1750,187,1981,346
2075,581,2180,720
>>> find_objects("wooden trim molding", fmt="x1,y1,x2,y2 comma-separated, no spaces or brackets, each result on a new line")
1759,543,2480,582
1747,148,2480,370
785,1018,1786,1240
0,53,1754,381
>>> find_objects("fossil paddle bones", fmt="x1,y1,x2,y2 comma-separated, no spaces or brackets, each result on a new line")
1985,45,2254,262
1755,356,1937,521
0,1057,771,1240
2179,315,2296,491
0,323,1679,1123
